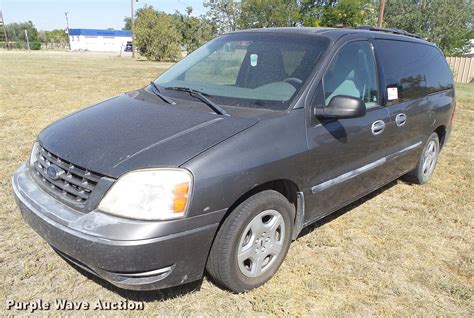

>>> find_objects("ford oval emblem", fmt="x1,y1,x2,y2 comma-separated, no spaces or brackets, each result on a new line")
46,164,61,180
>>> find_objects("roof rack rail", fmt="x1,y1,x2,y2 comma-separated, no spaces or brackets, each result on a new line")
358,26,423,39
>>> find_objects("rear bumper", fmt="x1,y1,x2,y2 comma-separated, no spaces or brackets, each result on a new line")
12,163,225,290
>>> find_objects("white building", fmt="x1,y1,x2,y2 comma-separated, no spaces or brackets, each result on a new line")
68,29,132,52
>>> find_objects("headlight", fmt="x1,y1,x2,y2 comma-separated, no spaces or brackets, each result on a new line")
29,142,40,167
98,169,193,220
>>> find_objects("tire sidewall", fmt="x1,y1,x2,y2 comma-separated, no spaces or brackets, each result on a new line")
417,133,440,183
227,191,294,291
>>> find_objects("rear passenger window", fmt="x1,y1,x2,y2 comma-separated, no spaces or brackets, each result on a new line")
323,41,379,109
423,47,453,92
374,40,453,104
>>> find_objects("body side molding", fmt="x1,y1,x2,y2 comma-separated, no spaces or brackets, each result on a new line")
311,141,423,194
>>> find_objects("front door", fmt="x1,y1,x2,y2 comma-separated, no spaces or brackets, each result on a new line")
304,40,390,222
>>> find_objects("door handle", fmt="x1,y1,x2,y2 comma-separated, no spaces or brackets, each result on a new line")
371,120,385,135
395,113,407,126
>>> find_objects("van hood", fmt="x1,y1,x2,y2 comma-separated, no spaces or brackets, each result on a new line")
38,93,258,178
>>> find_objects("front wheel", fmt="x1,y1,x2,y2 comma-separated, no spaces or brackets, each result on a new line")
206,190,294,293
404,132,440,184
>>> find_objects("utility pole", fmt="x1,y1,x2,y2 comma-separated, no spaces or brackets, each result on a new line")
65,12,71,50
0,10,10,50
131,0,137,58
25,29,30,51
377,0,385,28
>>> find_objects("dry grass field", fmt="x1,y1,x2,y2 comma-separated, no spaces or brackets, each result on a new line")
1,51,473,316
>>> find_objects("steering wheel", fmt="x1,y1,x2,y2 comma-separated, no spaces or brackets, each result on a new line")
283,77,303,88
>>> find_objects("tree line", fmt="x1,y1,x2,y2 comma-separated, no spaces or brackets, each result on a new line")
131,0,472,61
1,1,472,57
1,21,68,50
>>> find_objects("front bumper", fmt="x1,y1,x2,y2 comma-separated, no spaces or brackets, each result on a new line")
12,163,225,290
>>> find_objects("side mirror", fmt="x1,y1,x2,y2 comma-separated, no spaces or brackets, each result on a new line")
314,95,366,119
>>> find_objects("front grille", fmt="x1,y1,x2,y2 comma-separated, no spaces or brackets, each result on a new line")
33,145,103,205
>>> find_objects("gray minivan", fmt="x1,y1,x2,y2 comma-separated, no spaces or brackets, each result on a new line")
13,27,455,293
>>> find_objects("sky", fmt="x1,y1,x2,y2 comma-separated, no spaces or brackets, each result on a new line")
0,0,208,31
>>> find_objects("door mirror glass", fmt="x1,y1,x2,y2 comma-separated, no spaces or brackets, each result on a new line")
314,95,366,119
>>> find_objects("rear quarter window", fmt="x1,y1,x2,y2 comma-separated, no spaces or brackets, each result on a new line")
374,39,453,104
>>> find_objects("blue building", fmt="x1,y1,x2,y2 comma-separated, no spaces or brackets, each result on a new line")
68,29,132,52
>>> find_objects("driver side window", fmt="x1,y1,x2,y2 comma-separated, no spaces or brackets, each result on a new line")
323,41,379,109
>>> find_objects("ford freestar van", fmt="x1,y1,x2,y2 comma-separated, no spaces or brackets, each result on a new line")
13,27,455,293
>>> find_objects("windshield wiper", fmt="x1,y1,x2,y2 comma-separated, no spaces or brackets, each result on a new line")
165,86,230,116
149,81,176,105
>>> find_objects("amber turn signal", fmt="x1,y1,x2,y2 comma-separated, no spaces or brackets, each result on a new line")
173,182,190,213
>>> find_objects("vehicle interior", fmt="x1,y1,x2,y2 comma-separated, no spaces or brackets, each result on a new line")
155,34,329,110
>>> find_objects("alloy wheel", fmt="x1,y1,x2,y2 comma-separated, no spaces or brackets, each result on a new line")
422,140,438,178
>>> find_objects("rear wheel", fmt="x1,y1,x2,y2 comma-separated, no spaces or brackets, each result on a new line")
206,190,294,293
404,133,440,184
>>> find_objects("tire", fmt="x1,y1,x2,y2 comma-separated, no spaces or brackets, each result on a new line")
206,190,294,293
404,132,440,184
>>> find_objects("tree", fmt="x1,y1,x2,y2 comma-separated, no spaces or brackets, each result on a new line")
298,0,378,27
298,0,336,26
383,1,424,34
173,7,214,53
204,0,241,34
123,7,148,30
319,0,368,27
362,0,379,27
4,21,38,42
384,0,474,55
134,5,181,61
239,0,300,28
38,29,68,47
123,17,131,30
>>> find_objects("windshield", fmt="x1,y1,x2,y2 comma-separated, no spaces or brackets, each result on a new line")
155,32,329,111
